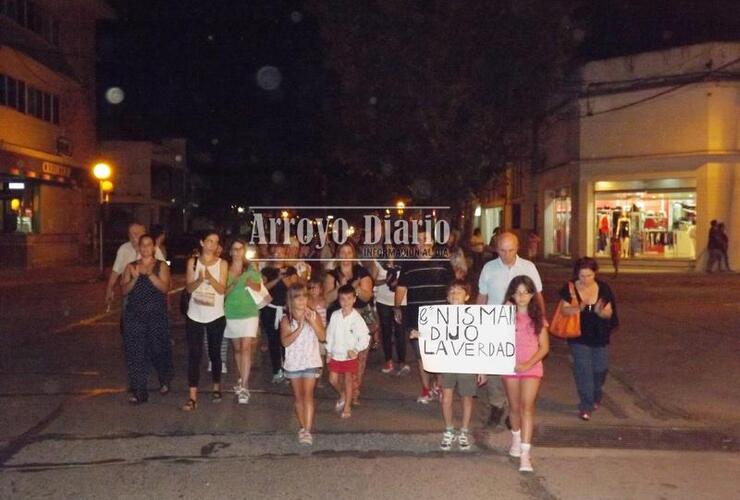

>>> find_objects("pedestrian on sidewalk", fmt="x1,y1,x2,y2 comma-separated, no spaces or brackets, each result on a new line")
395,231,454,404
224,239,263,405
718,223,731,271
438,280,485,452
120,234,172,404
326,285,370,419
502,275,550,473
706,220,724,273
477,232,546,428
182,232,228,411
281,283,326,445
609,236,620,278
557,257,619,421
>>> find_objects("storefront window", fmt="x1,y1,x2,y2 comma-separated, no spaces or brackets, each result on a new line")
594,191,696,259
553,197,571,256
1,179,36,234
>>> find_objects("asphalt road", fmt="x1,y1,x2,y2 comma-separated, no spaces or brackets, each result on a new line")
1,268,739,499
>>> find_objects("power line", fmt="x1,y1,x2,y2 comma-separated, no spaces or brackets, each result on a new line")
581,55,740,118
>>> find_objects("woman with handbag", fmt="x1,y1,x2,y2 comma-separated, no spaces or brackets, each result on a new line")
182,231,228,411
557,257,619,421
224,240,264,404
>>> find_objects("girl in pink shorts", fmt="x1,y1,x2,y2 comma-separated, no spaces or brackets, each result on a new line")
502,275,550,473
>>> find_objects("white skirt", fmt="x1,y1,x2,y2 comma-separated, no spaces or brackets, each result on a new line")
224,317,259,339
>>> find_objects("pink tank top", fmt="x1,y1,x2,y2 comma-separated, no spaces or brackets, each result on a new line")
513,312,543,378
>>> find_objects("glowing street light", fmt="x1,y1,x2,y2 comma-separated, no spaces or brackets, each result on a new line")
93,162,113,279
93,162,112,181
396,200,405,215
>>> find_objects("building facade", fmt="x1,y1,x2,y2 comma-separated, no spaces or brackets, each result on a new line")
0,0,113,267
99,138,188,238
536,42,740,271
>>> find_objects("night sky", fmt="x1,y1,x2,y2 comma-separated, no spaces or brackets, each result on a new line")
98,1,326,177
96,0,739,204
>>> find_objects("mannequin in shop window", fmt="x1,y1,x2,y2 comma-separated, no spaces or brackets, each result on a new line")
629,204,641,257
617,214,630,258
598,214,610,253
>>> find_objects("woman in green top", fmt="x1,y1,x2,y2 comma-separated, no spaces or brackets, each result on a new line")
224,239,263,404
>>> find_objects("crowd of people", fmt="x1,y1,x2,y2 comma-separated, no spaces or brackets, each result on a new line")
106,221,620,473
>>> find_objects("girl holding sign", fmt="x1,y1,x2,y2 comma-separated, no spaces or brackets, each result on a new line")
503,275,550,473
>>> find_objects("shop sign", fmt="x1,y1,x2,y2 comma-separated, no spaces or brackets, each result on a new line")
42,162,72,178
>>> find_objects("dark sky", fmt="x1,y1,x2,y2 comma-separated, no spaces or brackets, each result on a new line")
98,0,325,165
96,0,739,204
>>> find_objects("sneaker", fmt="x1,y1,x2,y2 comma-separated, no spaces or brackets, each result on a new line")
300,430,314,445
397,364,411,376
579,411,591,421
509,433,522,457
416,392,433,404
381,360,394,374
440,430,456,451
272,370,285,384
233,380,243,394
519,453,534,472
237,388,250,405
458,430,472,451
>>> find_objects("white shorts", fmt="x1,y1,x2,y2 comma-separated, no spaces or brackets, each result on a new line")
224,317,259,339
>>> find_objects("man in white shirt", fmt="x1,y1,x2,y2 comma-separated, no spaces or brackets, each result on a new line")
106,222,165,305
477,232,546,427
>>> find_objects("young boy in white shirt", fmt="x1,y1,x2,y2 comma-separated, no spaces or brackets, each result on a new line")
326,284,370,418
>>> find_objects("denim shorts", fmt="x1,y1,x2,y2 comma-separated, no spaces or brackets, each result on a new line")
284,367,321,379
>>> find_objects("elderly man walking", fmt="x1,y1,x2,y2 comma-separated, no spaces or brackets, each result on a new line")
477,232,547,427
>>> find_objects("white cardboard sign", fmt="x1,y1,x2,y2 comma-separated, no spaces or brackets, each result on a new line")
417,305,516,375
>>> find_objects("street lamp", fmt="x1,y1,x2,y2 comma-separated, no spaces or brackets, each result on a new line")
93,163,113,277
396,200,405,216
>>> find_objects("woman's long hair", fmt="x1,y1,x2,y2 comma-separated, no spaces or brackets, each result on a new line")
504,275,542,334
228,238,249,267
286,282,309,323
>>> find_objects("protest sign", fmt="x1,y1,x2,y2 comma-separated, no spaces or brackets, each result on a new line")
417,305,516,375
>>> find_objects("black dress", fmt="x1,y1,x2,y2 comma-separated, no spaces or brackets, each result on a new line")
123,260,173,401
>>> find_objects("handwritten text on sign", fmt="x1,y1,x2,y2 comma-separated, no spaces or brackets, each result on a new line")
418,305,516,375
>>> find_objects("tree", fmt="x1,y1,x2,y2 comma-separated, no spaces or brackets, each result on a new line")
307,0,579,206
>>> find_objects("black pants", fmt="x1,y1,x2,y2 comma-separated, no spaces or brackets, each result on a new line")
260,306,284,374
377,303,406,363
185,316,226,388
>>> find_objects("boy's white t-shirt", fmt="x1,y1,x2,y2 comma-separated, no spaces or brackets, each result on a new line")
325,308,370,360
